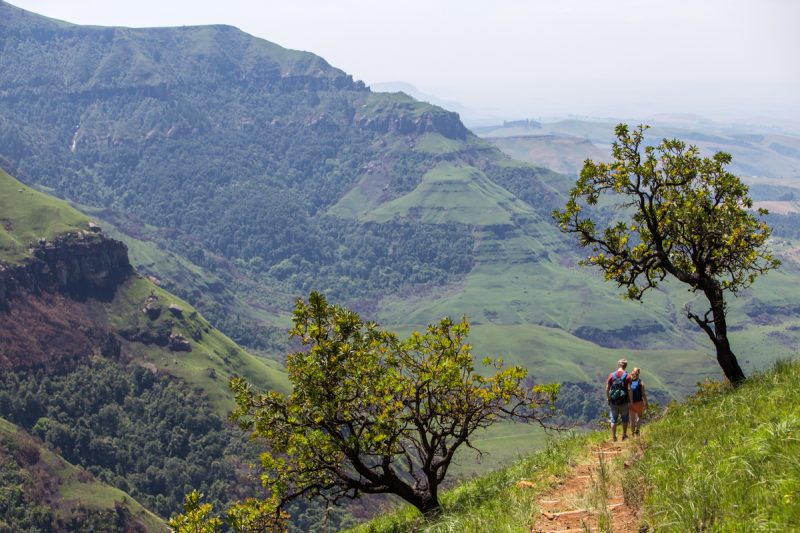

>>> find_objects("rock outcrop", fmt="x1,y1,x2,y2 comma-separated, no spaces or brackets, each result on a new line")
0,234,132,311
356,107,468,140
0,234,133,370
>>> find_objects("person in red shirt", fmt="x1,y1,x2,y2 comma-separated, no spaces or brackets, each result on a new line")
606,358,632,442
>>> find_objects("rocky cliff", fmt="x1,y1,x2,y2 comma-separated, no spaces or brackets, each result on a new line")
0,233,133,370
0,233,131,311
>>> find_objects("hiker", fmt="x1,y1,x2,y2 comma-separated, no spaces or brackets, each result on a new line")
606,358,632,441
629,367,648,436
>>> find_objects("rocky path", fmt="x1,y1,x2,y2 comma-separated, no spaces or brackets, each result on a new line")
527,440,641,533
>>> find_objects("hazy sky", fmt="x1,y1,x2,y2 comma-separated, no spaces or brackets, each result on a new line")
8,0,800,123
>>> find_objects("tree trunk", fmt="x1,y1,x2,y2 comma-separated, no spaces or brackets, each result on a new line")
714,334,746,385
391,479,442,518
706,286,747,384
417,494,441,518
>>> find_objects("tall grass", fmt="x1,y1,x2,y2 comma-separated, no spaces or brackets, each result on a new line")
630,359,800,532
351,433,591,533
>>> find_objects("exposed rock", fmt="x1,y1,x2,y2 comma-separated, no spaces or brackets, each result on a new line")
356,107,468,140
0,234,132,311
142,303,161,320
88,221,102,233
168,303,184,317
118,321,172,346
168,332,191,352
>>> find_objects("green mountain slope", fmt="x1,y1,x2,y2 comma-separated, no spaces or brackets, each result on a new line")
0,166,289,519
0,167,288,411
0,167,90,264
1,0,796,405
0,416,166,532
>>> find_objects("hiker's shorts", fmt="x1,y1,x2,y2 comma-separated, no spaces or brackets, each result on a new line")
608,402,629,424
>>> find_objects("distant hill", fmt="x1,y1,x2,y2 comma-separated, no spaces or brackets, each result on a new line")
479,117,800,188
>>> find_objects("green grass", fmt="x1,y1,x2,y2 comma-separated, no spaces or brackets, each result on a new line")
414,133,465,154
630,358,800,531
350,433,593,533
0,417,166,531
102,276,289,414
365,162,537,225
0,168,90,263
447,422,551,480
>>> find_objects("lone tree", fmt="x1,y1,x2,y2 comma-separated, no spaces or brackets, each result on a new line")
554,124,779,384
223,291,557,524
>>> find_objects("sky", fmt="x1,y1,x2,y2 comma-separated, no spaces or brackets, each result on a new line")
8,0,800,124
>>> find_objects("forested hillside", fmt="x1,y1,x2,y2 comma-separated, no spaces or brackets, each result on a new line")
0,0,705,377
0,166,290,527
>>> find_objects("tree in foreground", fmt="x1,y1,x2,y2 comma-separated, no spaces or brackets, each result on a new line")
173,292,558,528
554,124,779,383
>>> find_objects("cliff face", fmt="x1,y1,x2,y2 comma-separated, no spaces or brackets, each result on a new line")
0,234,131,370
356,107,469,140
0,234,131,310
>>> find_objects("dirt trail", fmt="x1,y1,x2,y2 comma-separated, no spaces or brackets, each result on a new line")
525,440,641,533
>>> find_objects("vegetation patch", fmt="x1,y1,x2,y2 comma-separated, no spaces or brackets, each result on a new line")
0,417,165,532
0,357,252,520
350,434,588,532
631,358,800,531
0,168,89,264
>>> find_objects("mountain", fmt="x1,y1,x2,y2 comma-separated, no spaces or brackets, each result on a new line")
0,166,289,524
1,0,798,402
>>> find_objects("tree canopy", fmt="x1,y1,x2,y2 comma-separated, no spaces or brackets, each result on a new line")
175,292,558,528
554,124,779,383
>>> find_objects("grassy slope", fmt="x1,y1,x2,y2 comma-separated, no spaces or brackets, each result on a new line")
631,358,800,531
0,168,89,264
1,167,289,413
102,275,289,414
0,417,166,531
354,358,800,532
351,433,596,533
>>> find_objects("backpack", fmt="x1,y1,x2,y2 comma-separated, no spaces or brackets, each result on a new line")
631,378,643,402
609,371,628,405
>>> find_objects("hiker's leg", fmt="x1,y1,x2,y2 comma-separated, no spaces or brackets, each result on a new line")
633,403,643,434
620,404,630,438
609,405,618,440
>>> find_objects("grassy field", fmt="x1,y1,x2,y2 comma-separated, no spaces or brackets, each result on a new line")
0,168,89,264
